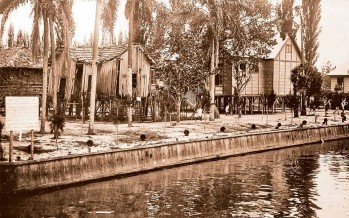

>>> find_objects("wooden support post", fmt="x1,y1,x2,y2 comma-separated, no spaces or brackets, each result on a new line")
30,130,34,160
9,131,13,162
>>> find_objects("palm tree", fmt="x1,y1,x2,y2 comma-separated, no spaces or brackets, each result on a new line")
125,0,135,128
88,0,101,134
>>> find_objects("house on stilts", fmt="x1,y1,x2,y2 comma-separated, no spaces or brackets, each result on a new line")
215,35,302,114
49,44,155,120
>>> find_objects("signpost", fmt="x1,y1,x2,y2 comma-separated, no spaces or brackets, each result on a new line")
5,97,39,161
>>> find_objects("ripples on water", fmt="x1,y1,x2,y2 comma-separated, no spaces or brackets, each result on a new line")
1,140,349,218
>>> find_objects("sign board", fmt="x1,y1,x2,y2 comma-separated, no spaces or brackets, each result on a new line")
5,96,40,132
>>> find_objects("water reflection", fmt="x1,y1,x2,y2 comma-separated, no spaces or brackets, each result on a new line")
1,140,349,217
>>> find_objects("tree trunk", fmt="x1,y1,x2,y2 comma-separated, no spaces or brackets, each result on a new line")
127,0,135,128
209,38,215,121
176,95,181,123
49,12,57,114
88,0,101,134
40,11,49,133
300,93,306,116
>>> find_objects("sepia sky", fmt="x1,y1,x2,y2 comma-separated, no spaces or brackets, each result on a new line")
1,0,349,69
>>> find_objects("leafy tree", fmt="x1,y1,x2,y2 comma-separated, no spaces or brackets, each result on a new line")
154,2,210,122
321,61,335,91
276,0,298,40
221,0,275,117
290,64,322,116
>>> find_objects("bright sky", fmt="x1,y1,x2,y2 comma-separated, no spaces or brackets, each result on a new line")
1,0,349,69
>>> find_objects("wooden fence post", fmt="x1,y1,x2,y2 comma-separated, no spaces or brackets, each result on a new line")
9,131,13,162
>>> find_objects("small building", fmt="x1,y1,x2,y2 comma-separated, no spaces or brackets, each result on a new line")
327,61,349,92
215,35,302,113
0,47,43,113
49,44,155,118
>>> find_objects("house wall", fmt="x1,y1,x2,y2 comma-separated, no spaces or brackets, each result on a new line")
272,37,301,96
132,46,152,98
241,62,264,96
0,68,43,96
330,76,349,92
262,60,274,95
49,49,76,102
96,59,118,98
118,46,152,98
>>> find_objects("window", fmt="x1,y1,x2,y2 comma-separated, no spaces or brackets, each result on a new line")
239,63,246,71
132,73,137,88
215,73,223,86
286,45,292,53
150,69,156,85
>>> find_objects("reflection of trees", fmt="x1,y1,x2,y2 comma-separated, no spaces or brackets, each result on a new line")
3,140,349,217
283,153,320,217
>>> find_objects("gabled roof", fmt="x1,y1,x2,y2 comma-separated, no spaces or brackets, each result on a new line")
265,35,302,60
0,47,43,69
67,44,155,64
327,61,349,76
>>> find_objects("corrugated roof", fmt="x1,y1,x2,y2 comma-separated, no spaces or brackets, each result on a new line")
327,61,349,76
0,47,43,69
67,44,155,64
68,45,128,63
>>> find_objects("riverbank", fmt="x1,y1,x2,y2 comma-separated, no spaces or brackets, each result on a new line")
0,109,346,161
0,111,348,192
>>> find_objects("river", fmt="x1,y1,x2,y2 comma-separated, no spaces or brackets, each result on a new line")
1,139,349,218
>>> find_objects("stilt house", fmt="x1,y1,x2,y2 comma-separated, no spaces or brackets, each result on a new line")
215,36,302,113
49,44,155,117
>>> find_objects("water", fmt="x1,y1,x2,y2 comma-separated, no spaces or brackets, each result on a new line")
1,140,349,218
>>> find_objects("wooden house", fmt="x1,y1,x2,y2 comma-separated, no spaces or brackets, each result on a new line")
327,61,349,92
0,47,43,113
215,36,302,113
49,44,155,118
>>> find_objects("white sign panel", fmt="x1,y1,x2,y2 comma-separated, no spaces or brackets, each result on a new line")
5,96,40,132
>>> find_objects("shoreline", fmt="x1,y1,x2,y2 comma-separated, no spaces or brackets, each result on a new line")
1,123,348,193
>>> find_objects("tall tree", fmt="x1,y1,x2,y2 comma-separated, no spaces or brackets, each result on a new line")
299,0,321,67
125,0,135,127
276,0,298,40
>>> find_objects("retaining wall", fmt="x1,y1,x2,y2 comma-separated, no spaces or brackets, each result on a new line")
1,125,349,193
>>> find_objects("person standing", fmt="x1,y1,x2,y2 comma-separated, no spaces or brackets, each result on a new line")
225,105,229,116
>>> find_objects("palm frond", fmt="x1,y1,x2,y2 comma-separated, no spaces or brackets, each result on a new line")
0,0,30,40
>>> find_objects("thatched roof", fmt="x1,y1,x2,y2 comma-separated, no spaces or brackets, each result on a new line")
67,44,155,64
0,47,43,69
